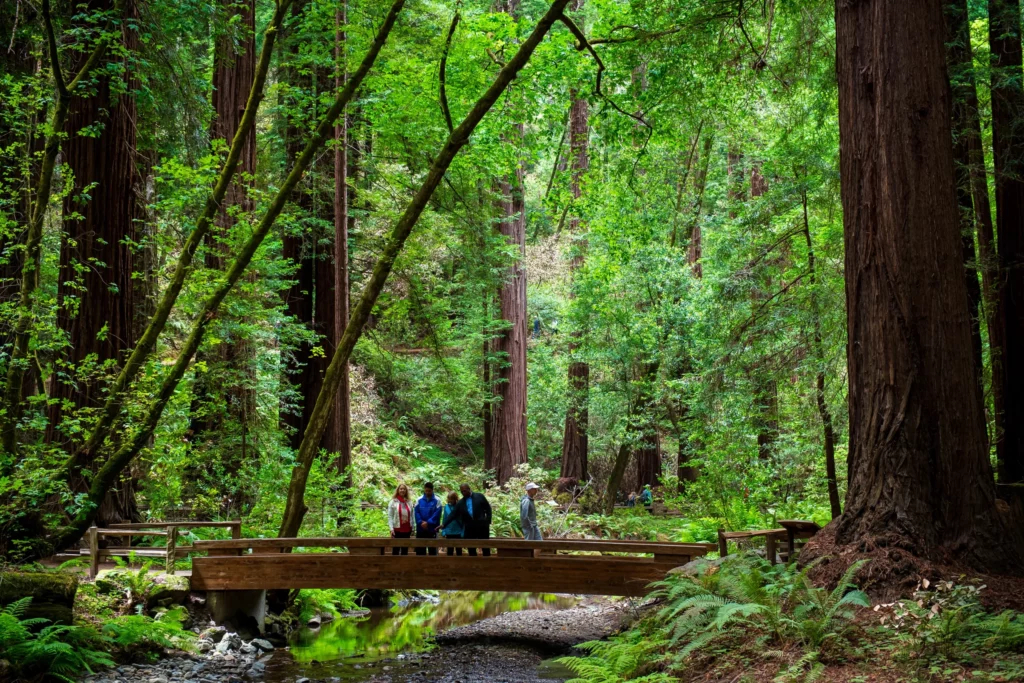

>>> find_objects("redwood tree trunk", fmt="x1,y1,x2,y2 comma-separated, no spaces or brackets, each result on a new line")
489,154,529,484
825,0,1018,569
486,0,529,485
187,0,258,490
332,0,352,476
48,0,140,524
560,90,589,481
634,363,662,488
945,0,985,379
989,0,1024,484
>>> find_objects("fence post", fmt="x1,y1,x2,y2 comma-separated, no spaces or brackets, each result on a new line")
717,528,728,558
165,525,178,573
88,527,99,579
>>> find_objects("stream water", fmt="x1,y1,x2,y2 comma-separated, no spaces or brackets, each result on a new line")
262,592,579,682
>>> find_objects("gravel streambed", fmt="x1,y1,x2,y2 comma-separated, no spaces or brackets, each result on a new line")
80,600,635,683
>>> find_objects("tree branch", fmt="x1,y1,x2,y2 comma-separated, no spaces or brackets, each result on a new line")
438,11,460,134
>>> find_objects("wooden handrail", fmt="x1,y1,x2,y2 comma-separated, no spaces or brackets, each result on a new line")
191,536,715,556
108,520,241,530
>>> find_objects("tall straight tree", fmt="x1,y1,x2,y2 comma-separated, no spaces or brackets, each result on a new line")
560,6,590,481
989,0,1024,484
48,0,140,522
187,0,259,482
489,0,529,485
824,0,1019,568
332,0,352,475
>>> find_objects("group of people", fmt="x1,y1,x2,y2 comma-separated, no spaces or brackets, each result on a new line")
386,481,543,556
626,485,654,511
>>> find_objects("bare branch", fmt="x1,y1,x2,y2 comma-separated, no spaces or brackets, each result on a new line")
438,11,460,134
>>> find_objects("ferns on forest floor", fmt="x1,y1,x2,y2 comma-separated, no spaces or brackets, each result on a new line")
559,554,869,683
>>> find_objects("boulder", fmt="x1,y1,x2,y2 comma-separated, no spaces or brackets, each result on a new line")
0,571,77,625
146,574,191,609
251,639,274,652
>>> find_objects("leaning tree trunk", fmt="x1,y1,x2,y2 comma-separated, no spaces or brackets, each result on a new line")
278,0,574,538
559,85,590,482
48,0,140,524
817,0,1021,571
989,0,1024,484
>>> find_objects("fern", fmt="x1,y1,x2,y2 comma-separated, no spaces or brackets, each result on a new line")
0,597,116,682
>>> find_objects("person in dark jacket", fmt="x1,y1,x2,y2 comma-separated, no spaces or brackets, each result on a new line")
414,482,442,556
443,483,492,556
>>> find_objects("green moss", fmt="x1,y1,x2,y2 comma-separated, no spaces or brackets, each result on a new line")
0,571,78,624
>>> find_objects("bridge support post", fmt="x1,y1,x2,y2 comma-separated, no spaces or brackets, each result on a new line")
208,590,266,634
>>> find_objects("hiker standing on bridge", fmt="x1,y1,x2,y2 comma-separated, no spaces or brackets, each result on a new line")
388,484,414,555
414,482,442,556
445,483,492,556
520,482,543,541
441,490,464,555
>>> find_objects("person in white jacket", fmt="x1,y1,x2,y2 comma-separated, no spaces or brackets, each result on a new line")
520,482,543,541
387,484,414,555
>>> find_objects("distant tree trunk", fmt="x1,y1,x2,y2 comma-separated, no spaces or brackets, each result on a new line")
49,0,140,524
634,364,662,488
485,0,529,485
748,163,778,460
677,135,712,487
489,145,529,484
560,88,590,481
280,1,342,457
945,0,985,380
989,0,1024,484
821,0,1020,570
801,189,841,519
482,295,493,472
332,0,352,476
188,0,258,492
604,441,630,514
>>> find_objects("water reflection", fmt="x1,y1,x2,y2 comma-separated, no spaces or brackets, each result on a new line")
287,592,577,664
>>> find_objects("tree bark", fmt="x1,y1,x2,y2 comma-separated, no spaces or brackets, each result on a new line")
825,0,1020,569
559,90,589,481
278,0,574,538
989,0,1024,484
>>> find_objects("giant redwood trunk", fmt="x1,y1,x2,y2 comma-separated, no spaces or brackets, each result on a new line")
49,0,140,523
634,364,662,488
826,0,1018,569
560,90,589,481
989,0,1024,484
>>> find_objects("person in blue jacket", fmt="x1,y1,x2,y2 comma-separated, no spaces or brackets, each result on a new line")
414,482,442,556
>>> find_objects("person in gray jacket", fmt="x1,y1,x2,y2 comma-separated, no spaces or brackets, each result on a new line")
520,482,543,541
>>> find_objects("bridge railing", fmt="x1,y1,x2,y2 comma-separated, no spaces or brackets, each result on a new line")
191,536,715,563
188,537,718,596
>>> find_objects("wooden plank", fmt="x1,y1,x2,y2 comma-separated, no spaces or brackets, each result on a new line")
166,526,178,573
96,549,167,558
190,554,669,596
718,529,786,541
777,520,821,533
94,529,168,538
109,521,241,530
192,537,714,557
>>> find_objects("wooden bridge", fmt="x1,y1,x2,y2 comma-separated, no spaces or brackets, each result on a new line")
187,537,716,597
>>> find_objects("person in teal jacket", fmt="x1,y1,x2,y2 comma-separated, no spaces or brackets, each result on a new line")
440,490,464,556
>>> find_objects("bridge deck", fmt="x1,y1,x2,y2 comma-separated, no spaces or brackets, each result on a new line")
189,537,714,597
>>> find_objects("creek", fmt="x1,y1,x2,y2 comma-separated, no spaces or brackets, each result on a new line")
262,592,581,683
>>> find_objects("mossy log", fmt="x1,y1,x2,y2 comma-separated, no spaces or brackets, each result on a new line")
0,571,78,624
